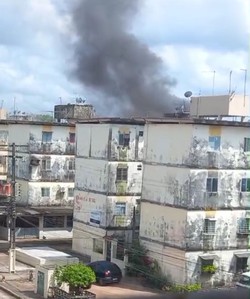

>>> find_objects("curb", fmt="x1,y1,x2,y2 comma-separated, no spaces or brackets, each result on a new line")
0,283,30,299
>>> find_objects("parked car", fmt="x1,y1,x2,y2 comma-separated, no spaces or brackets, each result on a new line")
88,260,122,286
236,271,250,289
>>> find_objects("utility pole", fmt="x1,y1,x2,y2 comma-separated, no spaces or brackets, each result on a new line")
9,143,16,273
131,206,136,242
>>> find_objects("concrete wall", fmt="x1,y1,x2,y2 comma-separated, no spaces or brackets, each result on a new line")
190,94,249,117
140,203,187,249
75,159,143,195
143,166,250,209
74,190,140,228
186,249,249,286
76,123,144,161
186,210,250,251
144,123,250,169
15,181,74,206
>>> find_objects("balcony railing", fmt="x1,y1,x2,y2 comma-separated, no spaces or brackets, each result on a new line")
29,142,75,155
39,171,75,182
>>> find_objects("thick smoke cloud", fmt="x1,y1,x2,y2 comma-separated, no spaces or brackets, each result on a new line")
72,0,181,117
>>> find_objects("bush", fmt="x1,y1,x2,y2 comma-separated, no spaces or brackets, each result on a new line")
166,283,202,293
54,263,96,292
202,265,217,274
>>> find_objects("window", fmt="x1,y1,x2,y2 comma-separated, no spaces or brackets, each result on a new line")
115,202,126,215
41,187,50,197
66,215,73,228
241,178,250,192
43,216,64,228
244,138,250,152
41,158,51,171
208,136,221,150
206,177,218,193
236,257,248,273
68,159,75,170
238,218,250,234
119,133,130,147
116,167,128,181
69,133,75,143
203,218,216,234
139,131,143,137
42,131,52,143
68,188,74,197
93,239,103,254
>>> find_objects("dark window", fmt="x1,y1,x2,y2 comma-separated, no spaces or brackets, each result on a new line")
139,131,143,137
66,215,73,228
203,218,216,234
68,159,75,170
42,158,51,170
244,138,250,152
238,218,250,234
41,187,50,197
69,133,75,143
42,131,52,143
236,257,248,273
119,133,130,147
68,188,74,197
43,216,64,228
93,239,104,254
241,178,250,192
115,202,126,215
209,136,221,150
206,177,218,193
116,167,128,181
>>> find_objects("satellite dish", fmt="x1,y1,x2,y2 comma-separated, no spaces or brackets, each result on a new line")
184,91,192,98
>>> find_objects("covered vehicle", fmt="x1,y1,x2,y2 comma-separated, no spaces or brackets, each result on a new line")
236,271,250,289
88,260,122,286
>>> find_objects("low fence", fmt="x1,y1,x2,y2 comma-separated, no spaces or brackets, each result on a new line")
49,287,96,299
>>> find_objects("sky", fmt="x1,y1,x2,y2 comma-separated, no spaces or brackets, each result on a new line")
0,0,249,116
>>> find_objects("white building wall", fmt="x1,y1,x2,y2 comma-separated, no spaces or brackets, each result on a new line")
143,123,250,169
76,159,143,195
76,123,144,161
26,182,74,206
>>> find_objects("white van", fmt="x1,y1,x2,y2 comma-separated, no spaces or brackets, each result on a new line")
236,272,250,289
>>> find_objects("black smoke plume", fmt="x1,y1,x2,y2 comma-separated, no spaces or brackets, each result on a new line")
72,0,181,117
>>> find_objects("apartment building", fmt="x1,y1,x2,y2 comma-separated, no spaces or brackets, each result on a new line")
72,118,144,270
0,120,76,240
140,108,250,286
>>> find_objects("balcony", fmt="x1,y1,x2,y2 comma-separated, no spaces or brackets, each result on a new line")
40,171,75,182
107,214,140,229
65,143,76,155
29,142,52,154
203,192,218,210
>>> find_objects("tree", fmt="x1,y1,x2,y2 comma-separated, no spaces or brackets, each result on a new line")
54,263,96,295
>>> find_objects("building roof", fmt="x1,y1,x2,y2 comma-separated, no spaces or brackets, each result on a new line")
0,119,75,127
77,117,145,125
76,117,250,128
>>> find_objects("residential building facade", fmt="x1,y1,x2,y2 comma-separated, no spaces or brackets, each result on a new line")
140,118,250,286
72,118,144,270
0,120,76,240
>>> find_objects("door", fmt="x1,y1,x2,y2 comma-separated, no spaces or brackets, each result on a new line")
106,241,112,262
37,271,45,297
